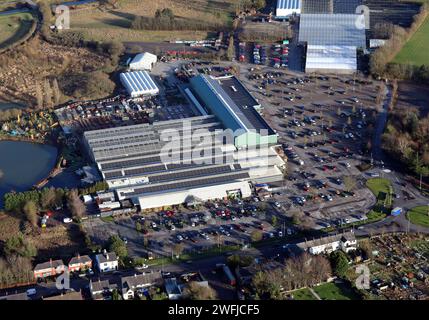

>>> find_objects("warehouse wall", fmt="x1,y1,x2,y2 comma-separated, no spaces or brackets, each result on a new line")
136,181,252,209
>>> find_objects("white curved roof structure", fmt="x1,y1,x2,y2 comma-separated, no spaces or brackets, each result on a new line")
120,71,159,97
129,52,157,71
276,0,301,17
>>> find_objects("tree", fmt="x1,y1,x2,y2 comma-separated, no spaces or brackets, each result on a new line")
4,234,37,258
226,35,235,61
135,221,142,232
330,251,349,277
67,189,86,218
0,255,33,287
343,176,357,192
227,254,253,268
35,82,43,109
173,243,184,258
111,289,121,300
183,282,217,300
253,0,266,10
271,215,278,227
40,187,57,210
71,71,115,99
23,200,38,227
252,269,283,300
108,235,128,259
43,78,52,108
359,239,373,259
52,78,62,105
251,230,263,242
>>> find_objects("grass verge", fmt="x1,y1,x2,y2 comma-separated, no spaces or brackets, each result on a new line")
406,206,429,227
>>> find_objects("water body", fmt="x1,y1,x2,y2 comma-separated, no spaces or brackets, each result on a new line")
0,101,25,111
0,141,57,207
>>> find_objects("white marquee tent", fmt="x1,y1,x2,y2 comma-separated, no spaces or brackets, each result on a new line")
129,52,157,71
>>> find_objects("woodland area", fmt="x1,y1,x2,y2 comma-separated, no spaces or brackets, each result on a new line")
382,102,429,178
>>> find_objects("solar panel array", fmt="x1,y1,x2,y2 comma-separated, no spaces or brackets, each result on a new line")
121,172,250,197
84,114,283,202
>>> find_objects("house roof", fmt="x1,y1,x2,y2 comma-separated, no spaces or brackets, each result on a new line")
296,231,356,250
90,278,119,293
96,252,117,264
34,259,65,271
121,272,162,294
69,255,92,265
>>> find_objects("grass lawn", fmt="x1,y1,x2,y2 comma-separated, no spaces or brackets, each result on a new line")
100,216,115,223
393,16,429,66
366,178,393,203
313,282,360,300
407,206,429,227
0,12,34,49
68,0,235,43
291,288,316,300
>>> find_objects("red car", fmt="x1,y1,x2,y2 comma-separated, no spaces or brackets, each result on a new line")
165,210,175,217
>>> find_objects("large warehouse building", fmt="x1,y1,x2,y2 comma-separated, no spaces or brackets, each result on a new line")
189,74,278,148
120,70,159,98
298,13,366,73
83,115,286,210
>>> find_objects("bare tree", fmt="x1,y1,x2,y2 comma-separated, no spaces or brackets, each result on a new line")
183,282,217,300
40,187,57,210
23,201,38,227
43,78,52,108
251,230,263,242
343,175,357,192
52,78,62,105
35,82,43,109
67,189,86,218
173,243,184,258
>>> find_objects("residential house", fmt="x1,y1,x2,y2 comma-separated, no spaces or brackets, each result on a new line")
33,259,65,279
89,278,119,300
95,251,118,273
68,254,92,273
296,231,357,255
121,271,163,300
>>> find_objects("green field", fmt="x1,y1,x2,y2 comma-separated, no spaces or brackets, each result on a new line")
366,178,393,204
313,282,360,300
0,12,34,50
407,206,429,227
394,16,429,66
67,0,235,43
291,288,316,300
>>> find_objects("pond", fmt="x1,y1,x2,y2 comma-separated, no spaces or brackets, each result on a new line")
0,101,25,111
0,140,57,208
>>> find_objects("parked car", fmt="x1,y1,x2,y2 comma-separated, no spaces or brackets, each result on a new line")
63,217,73,224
